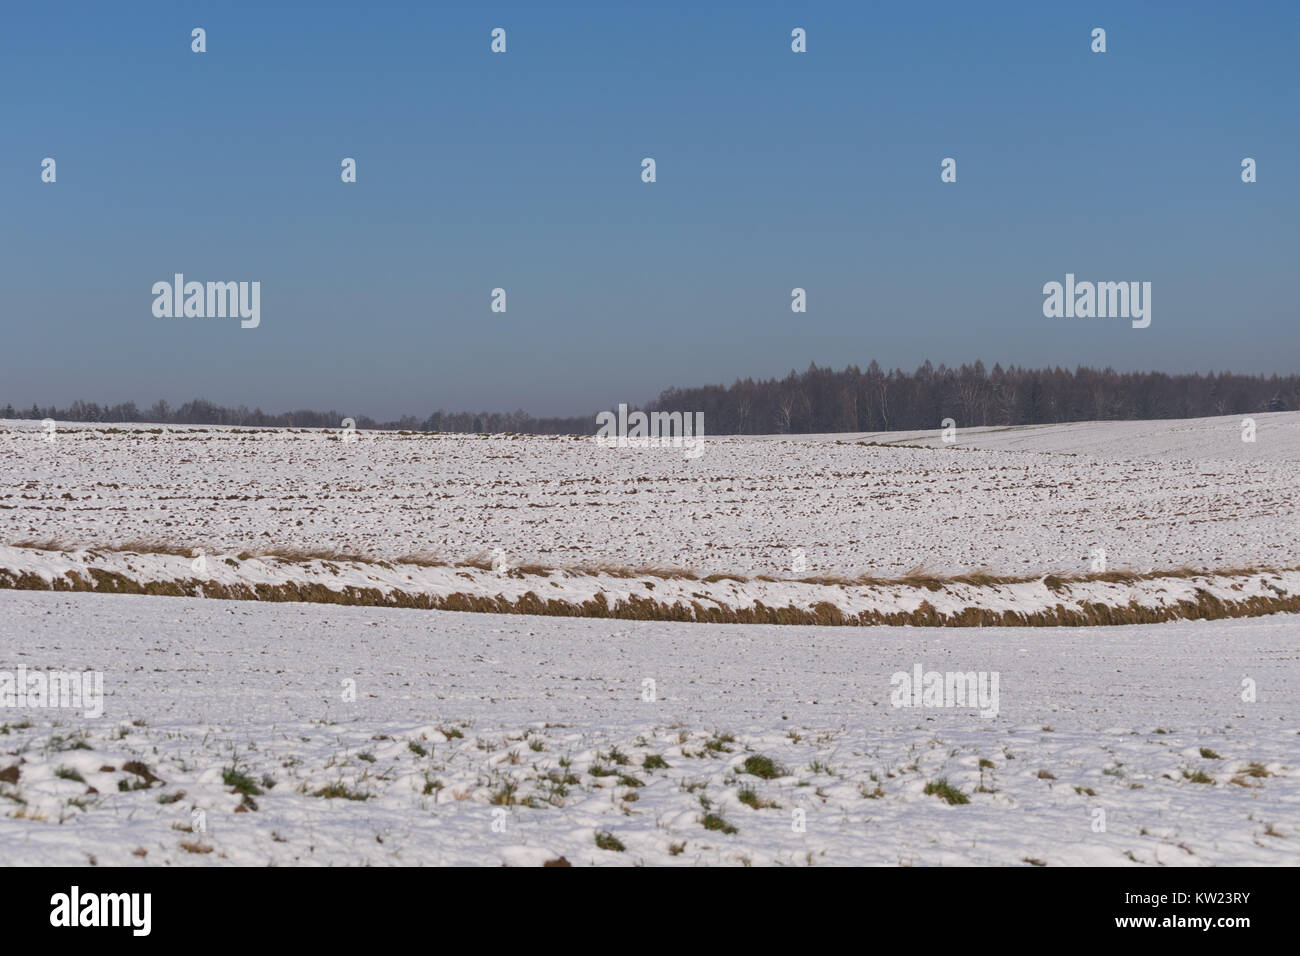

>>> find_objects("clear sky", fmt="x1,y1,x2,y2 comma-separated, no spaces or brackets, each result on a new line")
2,1,1296,419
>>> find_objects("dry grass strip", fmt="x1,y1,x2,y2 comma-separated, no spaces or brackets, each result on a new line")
2,564,1298,628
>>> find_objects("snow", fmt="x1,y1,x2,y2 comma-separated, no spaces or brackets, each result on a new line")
1,542,1296,625
0,590,1295,866
1,412,1297,865
2,412,1298,579
836,411,1300,459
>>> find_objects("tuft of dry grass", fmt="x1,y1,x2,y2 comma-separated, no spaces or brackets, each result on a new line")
576,562,699,581
392,551,448,567
246,546,378,564
11,539,74,553
116,539,197,557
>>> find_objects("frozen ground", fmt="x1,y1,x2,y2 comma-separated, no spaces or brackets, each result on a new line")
833,412,1300,459
0,590,1295,866
2,412,1298,579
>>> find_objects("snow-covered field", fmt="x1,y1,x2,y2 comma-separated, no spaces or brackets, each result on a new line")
1,414,1296,865
2,412,1298,579
0,590,1294,866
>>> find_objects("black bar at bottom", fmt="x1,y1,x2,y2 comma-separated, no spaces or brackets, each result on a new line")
0,865,1283,941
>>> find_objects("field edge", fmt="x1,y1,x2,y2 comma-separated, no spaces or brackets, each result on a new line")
3,544,1299,628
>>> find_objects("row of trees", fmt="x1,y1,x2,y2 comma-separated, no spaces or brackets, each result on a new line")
5,362,1295,434
0,398,589,434
648,362,1296,433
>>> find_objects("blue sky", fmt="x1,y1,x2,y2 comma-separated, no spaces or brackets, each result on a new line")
2,1,1296,418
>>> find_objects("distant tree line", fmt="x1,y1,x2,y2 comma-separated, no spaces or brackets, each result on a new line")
4,361,1296,434
0,398,589,434
646,362,1296,433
